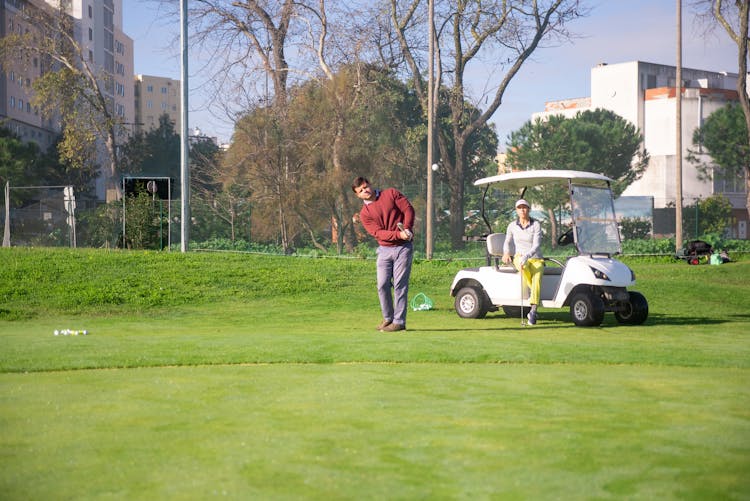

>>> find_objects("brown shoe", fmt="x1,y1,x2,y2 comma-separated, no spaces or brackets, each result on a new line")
376,320,392,331
380,323,405,332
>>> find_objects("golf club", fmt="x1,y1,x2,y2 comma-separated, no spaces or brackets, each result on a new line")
520,263,526,326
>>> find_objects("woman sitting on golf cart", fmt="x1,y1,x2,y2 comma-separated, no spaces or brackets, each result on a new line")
502,199,543,325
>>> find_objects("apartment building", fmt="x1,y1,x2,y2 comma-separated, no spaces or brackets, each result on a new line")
0,0,58,149
68,0,134,200
134,74,180,134
1,0,134,200
533,60,747,238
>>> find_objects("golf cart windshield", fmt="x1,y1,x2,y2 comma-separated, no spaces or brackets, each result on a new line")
571,184,621,255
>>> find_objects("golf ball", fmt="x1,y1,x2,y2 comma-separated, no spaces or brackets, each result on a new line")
54,330,59,336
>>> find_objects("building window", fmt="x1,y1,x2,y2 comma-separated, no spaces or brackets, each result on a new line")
89,28,93,41
89,5,93,18
26,102,31,113
161,87,167,94
147,100,153,109
714,169,747,194
18,99,23,110
10,96,15,108
89,50,93,62
147,85,153,93
161,102,167,110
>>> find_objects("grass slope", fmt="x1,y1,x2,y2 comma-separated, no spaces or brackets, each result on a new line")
1,248,749,499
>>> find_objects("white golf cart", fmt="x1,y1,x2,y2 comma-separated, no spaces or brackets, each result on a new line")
450,170,648,327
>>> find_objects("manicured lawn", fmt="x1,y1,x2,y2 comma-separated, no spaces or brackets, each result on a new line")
1,249,749,499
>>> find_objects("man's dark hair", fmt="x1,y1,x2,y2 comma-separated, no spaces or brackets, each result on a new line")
351,176,369,192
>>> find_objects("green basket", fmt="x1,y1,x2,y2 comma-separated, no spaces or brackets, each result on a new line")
410,292,434,311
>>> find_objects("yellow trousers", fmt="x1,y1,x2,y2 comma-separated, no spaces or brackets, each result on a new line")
513,256,544,306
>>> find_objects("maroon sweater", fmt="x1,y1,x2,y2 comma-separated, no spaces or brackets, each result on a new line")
359,188,415,247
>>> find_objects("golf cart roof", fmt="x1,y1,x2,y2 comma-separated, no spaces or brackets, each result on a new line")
474,170,613,191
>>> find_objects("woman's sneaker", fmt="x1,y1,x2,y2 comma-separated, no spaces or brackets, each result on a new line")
527,311,537,326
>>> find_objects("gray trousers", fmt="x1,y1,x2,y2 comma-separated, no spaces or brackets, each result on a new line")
376,242,413,326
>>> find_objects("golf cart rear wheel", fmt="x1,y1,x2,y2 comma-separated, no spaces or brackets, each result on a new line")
615,291,649,325
502,305,531,318
569,291,605,327
455,286,488,319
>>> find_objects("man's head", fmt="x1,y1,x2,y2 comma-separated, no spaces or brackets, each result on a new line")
352,177,375,201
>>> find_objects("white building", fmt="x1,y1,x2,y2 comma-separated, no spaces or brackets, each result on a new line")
134,74,181,134
1,0,60,150
1,0,134,201
533,61,747,238
64,0,135,200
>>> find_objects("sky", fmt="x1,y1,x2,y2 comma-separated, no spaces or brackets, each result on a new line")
122,0,739,148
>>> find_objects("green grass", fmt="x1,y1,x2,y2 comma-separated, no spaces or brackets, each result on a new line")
1,248,749,499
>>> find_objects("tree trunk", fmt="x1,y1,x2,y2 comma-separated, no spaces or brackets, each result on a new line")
448,151,466,249
737,1,750,221
331,106,348,254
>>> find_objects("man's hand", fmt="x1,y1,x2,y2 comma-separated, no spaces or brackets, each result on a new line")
502,252,512,265
397,223,413,241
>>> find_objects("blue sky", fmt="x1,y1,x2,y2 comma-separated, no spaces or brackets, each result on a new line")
123,0,738,147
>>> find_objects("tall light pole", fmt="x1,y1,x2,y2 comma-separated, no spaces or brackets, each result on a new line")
180,0,190,252
675,0,684,252
426,0,435,259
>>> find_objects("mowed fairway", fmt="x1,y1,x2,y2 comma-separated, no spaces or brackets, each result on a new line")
1,249,749,499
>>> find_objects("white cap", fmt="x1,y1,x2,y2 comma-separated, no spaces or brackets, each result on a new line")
515,199,530,208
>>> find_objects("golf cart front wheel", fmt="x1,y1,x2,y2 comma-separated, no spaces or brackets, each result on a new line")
455,286,488,319
615,291,649,325
569,291,605,327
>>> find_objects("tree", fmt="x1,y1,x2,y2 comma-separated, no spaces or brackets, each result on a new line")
179,0,317,251
120,115,181,181
692,0,750,219
226,65,425,251
0,126,94,204
189,137,252,244
689,103,749,218
505,109,649,244
687,194,735,237
288,65,428,252
0,129,42,198
182,1,399,253
387,0,587,248
0,1,126,197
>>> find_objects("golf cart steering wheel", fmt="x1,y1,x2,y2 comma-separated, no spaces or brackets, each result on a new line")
557,228,574,246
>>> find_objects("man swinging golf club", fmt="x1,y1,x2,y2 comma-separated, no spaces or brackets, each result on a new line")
502,199,543,326
352,176,415,332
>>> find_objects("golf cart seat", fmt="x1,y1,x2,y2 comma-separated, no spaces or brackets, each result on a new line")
486,233,516,273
